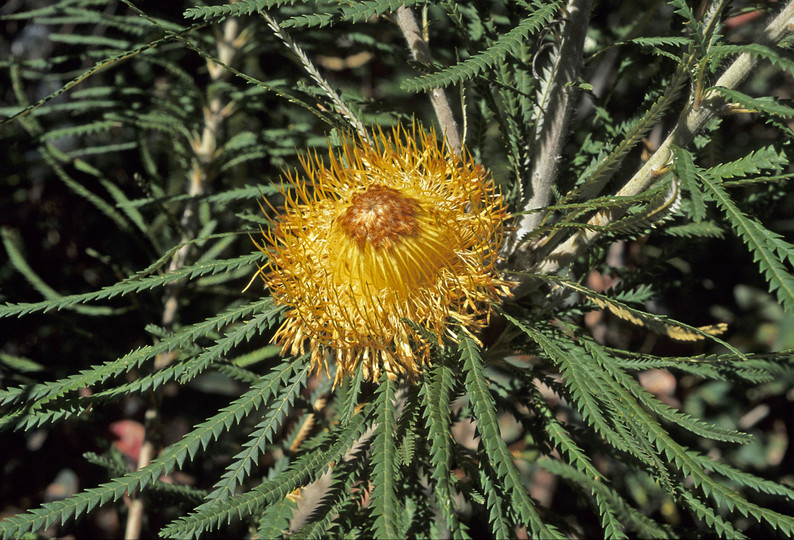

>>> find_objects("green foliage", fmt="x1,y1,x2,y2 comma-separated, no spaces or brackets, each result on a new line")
401,1,561,92
370,375,401,538
420,355,468,538
460,332,560,537
184,1,306,20
2,1,794,539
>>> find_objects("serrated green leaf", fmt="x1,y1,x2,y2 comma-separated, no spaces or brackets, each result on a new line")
459,333,562,538
370,375,401,538
401,2,561,92
700,173,794,313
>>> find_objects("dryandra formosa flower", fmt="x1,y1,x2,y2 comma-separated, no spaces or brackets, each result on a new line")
255,125,509,383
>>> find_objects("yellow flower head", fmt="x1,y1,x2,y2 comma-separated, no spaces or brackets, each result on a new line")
255,125,509,383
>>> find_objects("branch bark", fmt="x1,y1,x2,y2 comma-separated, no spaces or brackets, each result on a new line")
511,0,594,246
524,0,794,281
395,6,462,154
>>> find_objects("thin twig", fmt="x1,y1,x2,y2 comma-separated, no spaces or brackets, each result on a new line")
522,0,794,283
123,17,243,540
261,12,370,144
122,406,157,539
395,6,462,154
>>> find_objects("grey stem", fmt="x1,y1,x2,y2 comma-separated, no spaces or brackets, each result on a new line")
531,0,794,279
511,0,594,249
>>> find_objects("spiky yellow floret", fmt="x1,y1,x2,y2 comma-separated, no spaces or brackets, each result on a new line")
255,125,510,383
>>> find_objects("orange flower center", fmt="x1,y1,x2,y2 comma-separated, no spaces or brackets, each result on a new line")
337,185,420,249
331,184,455,297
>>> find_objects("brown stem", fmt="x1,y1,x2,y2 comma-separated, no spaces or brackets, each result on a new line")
122,17,242,540
395,6,462,154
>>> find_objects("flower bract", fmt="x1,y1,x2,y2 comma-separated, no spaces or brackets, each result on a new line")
255,125,509,383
